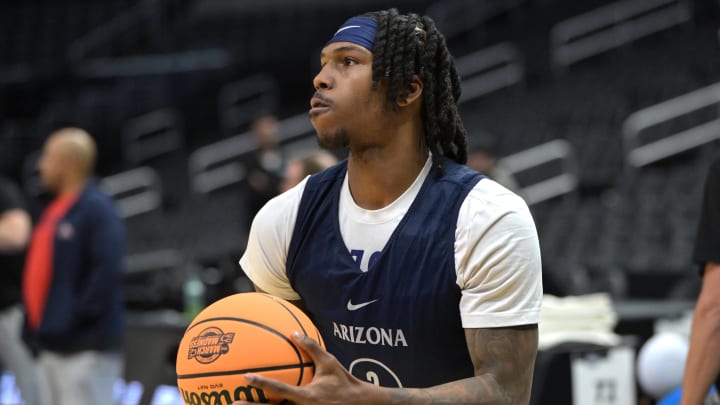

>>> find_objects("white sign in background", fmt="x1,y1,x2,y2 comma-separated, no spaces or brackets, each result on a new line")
571,346,637,405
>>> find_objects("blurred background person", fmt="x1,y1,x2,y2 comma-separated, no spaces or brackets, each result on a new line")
244,113,285,224
0,175,41,405
466,140,520,193
279,151,338,193
681,157,720,405
22,128,126,405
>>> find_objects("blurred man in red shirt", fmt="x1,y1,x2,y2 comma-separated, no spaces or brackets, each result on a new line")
23,128,126,405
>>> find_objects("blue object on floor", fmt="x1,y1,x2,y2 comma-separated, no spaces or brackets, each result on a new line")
658,386,719,405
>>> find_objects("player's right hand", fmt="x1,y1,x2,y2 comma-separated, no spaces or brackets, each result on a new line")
233,331,384,405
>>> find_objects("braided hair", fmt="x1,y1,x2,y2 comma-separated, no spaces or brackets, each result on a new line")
363,9,468,168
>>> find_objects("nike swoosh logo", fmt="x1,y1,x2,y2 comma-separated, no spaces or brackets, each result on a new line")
347,299,379,311
334,25,361,35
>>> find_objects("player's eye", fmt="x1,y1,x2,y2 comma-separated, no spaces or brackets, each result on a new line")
343,57,358,66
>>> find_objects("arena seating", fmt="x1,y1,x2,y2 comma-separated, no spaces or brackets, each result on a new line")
1,1,718,401
2,0,717,290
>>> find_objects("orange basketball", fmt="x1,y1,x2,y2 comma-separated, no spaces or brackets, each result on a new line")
176,292,324,404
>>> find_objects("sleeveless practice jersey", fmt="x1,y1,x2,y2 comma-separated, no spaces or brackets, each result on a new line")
286,158,484,388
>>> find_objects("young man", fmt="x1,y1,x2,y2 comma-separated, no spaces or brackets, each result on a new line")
681,157,720,405
23,128,126,405
238,9,542,404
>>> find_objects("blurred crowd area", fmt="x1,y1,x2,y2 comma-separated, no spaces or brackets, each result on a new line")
2,0,719,304
0,0,719,402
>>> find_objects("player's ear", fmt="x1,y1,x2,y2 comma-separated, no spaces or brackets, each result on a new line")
397,75,423,107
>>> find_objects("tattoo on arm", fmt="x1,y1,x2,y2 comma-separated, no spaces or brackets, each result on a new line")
379,325,538,405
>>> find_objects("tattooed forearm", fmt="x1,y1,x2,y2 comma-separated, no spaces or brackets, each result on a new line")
464,325,538,404
375,325,538,405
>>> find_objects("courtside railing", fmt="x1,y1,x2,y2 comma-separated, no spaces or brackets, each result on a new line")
498,139,579,205
218,74,278,136
101,166,163,218
550,0,692,71
188,132,254,194
123,108,184,166
426,0,523,41
623,82,720,168
189,112,315,194
456,42,524,104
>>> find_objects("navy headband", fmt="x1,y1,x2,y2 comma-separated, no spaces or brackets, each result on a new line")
326,16,378,52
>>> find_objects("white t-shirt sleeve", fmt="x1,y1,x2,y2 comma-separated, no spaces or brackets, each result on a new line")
238,177,307,301
455,179,543,329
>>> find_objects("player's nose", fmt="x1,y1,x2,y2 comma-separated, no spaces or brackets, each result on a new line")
313,65,333,91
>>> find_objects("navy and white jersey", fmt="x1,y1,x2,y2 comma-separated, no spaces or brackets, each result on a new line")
241,156,542,388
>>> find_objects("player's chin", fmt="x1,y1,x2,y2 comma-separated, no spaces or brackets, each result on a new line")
315,127,349,150
310,114,335,138
309,107,332,126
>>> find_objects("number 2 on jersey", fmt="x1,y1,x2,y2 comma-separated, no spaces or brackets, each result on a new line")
366,371,380,386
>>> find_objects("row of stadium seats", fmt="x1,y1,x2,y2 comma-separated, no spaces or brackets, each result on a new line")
1,0,718,297
5,4,716,189
0,0,140,69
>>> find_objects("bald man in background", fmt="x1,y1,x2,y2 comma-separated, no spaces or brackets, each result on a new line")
23,128,126,405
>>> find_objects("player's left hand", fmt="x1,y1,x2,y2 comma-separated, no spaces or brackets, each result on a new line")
233,331,378,405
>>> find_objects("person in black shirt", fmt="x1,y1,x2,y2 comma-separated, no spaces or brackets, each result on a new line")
0,176,41,405
682,157,720,405
243,114,284,225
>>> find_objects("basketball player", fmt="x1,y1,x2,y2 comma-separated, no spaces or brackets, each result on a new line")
681,157,720,405
237,9,542,404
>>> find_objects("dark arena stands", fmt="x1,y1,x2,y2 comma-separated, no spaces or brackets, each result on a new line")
1,0,719,404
